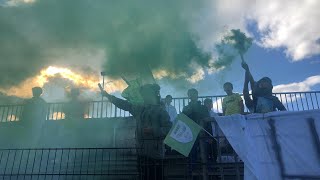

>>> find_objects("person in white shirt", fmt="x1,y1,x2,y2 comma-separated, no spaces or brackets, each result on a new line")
164,95,177,123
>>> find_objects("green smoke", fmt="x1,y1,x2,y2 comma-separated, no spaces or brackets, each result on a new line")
213,29,253,68
224,29,253,56
0,0,214,89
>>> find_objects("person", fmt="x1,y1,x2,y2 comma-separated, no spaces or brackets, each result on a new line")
222,82,244,115
182,88,209,124
182,88,210,178
204,98,219,118
101,83,171,180
242,61,286,113
164,95,177,123
21,87,47,145
63,88,85,120
22,87,47,124
203,98,218,162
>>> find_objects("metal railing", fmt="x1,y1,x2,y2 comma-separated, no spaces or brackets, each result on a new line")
0,91,318,179
0,116,243,179
0,147,138,179
0,105,23,122
0,145,243,179
0,91,319,122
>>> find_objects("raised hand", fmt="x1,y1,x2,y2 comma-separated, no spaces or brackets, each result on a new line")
98,83,110,97
241,61,249,71
101,90,109,97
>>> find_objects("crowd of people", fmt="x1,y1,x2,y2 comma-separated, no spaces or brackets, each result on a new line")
19,62,287,179
99,62,286,179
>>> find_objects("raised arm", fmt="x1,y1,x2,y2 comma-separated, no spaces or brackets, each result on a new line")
101,90,133,112
242,61,255,90
242,62,254,111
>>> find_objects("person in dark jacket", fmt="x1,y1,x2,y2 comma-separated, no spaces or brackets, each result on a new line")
22,87,47,126
22,87,47,146
101,83,171,180
182,88,209,124
182,88,210,178
242,61,286,113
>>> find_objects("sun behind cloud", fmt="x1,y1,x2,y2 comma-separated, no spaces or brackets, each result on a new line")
0,66,127,98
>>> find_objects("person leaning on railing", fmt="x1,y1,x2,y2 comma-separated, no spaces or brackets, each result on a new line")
242,61,286,113
101,83,171,180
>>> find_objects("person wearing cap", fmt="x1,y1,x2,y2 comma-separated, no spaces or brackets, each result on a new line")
101,83,171,180
242,62,286,113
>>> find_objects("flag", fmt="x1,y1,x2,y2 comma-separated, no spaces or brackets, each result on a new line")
121,78,144,105
120,66,156,105
164,113,202,157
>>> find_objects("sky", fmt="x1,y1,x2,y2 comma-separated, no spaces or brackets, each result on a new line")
0,0,319,103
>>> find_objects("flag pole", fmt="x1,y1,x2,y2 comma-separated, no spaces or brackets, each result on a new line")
240,53,245,63
201,127,217,141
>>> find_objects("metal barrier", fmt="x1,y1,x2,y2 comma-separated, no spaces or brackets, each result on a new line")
0,91,319,121
0,148,138,179
0,91,318,179
0,146,243,180
0,105,23,122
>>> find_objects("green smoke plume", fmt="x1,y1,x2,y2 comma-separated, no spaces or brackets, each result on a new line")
224,29,253,56
213,29,253,68
0,0,214,89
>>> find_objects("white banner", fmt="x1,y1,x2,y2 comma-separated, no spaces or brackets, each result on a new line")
214,110,320,180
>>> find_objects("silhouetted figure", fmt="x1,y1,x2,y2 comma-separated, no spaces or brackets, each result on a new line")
182,88,210,178
182,88,209,124
63,88,85,120
21,87,47,146
242,62,286,113
164,95,177,123
101,84,171,180
22,87,47,125
222,82,244,115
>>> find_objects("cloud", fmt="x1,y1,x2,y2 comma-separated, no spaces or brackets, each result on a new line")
205,0,320,61
246,0,320,60
187,68,205,84
273,75,320,92
0,0,35,6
